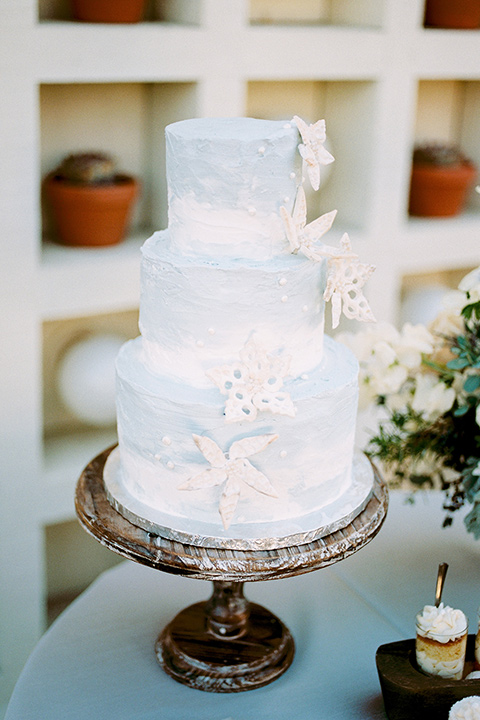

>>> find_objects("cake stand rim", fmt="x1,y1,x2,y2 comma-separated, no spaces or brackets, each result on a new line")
75,445,388,582
103,444,377,551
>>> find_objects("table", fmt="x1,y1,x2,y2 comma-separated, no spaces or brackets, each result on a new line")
6,491,480,720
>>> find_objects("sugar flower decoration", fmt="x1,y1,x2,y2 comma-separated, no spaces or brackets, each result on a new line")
293,115,335,191
206,338,296,423
280,185,339,261
324,233,376,329
179,433,278,529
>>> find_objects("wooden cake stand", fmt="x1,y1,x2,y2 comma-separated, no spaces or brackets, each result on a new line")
75,446,388,693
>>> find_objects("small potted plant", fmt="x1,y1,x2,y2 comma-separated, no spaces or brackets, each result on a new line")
408,143,477,217
45,152,139,247
71,0,146,23
424,0,480,29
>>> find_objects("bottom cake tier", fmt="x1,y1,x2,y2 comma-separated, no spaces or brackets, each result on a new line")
111,335,372,546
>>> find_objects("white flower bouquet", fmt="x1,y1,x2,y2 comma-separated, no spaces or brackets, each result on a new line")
338,267,480,538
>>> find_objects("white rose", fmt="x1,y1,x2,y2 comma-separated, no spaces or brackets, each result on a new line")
370,340,398,369
395,323,435,369
476,404,480,428
370,363,408,397
411,374,455,420
459,267,480,303
337,323,399,364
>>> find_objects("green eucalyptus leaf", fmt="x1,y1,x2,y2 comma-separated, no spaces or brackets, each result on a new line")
464,503,480,539
447,358,469,370
464,375,480,393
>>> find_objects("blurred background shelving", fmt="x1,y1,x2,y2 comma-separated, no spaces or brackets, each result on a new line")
1,0,480,709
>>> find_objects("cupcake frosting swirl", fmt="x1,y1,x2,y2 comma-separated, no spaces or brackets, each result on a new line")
416,602,467,642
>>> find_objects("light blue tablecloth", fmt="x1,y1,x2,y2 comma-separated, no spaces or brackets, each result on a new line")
6,492,480,720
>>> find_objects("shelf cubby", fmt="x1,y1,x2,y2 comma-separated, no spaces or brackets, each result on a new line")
247,79,378,233
249,0,385,28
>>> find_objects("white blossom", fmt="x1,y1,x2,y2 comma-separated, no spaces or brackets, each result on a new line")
476,403,480,428
459,267,480,303
411,374,455,421
396,323,435,369
430,290,465,338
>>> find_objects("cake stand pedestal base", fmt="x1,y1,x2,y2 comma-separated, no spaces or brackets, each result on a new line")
75,446,388,693
156,580,294,692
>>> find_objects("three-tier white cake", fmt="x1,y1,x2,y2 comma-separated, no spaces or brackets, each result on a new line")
104,116,375,548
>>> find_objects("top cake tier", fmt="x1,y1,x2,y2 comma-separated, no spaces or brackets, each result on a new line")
165,117,302,261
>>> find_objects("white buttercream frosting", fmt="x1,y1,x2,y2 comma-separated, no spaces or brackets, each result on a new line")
111,116,370,535
415,651,465,679
115,336,359,527
165,117,301,260
139,231,327,385
449,697,480,720
416,603,467,642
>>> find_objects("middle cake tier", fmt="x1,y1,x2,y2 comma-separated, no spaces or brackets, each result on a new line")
139,231,328,386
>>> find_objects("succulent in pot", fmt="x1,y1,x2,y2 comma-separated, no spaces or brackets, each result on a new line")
424,0,480,30
408,142,477,218
71,0,146,23
45,152,139,247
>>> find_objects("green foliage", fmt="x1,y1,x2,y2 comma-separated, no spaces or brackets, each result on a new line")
366,295,480,537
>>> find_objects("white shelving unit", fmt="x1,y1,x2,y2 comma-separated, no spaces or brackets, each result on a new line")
1,0,480,706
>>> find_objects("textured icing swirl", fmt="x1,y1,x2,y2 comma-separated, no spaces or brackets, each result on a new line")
139,231,327,385
166,117,301,260
449,697,480,720
115,335,359,527
416,603,467,642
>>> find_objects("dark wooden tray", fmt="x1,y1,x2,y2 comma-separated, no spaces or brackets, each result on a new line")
376,634,480,720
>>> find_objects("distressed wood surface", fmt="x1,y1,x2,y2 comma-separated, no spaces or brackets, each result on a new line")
75,445,388,582
156,580,295,692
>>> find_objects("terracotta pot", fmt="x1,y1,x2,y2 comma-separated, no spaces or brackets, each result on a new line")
71,0,146,23
424,0,480,29
409,161,477,217
46,175,139,247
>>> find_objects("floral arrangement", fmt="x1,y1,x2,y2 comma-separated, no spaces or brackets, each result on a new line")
338,266,480,538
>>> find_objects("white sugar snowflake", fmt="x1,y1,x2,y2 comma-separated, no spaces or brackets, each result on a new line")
280,186,339,260
324,233,376,329
293,115,335,191
179,433,278,530
206,338,296,423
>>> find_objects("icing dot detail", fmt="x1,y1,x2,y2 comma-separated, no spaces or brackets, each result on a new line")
301,374,309,380
302,305,308,312
208,328,216,336
154,453,162,461
258,146,266,155
289,171,296,179
279,277,287,286
248,206,256,216
283,196,290,204
280,450,287,459
281,295,288,303
196,340,205,348
162,436,172,446
167,460,175,470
